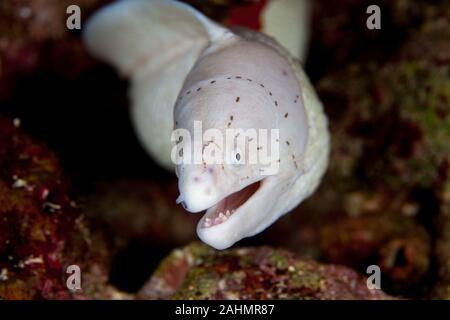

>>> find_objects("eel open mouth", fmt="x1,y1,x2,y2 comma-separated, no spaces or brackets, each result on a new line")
201,180,262,228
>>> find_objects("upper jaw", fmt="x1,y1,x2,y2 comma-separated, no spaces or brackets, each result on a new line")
177,165,260,213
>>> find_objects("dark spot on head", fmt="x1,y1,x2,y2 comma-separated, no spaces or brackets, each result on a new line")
227,77,231,80
175,121,178,126
260,84,265,88
187,90,191,95
269,92,272,96
286,141,290,146
227,122,231,127
235,76,242,79
246,78,252,82
275,101,278,106
197,87,201,92
230,115,234,121
235,97,240,103
179,148,183,157
210,80,216,84
284,113,288,118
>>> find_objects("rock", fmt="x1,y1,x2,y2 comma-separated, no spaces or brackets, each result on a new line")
0,116,121,299
309,0,450,78
0,0,111,99
314,13,450,297
432,170,450,299
319,212,431,293
260,1,450,298
318,62,450,193
139,242,391,300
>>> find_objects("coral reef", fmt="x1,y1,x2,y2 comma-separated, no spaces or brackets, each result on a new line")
314,12,450,296
139,242,390,300
0,0,111,100
432,165,450,299
0,116,120,299
261,0,450,298
309,0,450,77
319,213,431,292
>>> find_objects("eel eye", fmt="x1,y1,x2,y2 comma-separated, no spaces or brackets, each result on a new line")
232,148,243,166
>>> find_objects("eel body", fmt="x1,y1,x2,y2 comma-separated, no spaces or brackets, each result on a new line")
84,0,330,249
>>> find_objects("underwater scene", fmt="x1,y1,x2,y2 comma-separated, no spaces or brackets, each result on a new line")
0,0,449,303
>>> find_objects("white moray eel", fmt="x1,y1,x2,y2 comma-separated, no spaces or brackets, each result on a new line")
84,0,329,250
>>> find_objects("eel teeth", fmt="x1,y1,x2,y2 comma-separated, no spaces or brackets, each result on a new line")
204,209,235,228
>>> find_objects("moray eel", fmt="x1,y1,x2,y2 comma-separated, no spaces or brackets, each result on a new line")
84,0,330,250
